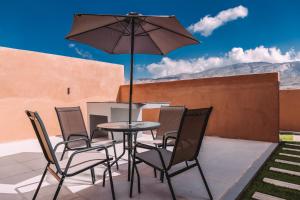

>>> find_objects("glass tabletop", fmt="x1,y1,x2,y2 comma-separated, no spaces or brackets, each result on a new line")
97,121,160,132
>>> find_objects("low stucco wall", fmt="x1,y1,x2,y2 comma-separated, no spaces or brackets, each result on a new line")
280,89,300,131
118,73,280,142
0,47,124,142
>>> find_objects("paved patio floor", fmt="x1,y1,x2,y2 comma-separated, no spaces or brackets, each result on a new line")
0,135,277,200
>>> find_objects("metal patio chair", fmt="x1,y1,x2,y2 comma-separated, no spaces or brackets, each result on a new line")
138,106,185,179
55,107,119,178
139,106,185,148
130,107,213,200
25,110,115,200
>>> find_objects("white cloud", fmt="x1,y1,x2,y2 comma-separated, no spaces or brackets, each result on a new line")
68,43,94,60
146,46,300,78
188,5,248,36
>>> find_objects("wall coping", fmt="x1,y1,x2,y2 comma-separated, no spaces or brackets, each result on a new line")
121,73,279,88
0,46,124,69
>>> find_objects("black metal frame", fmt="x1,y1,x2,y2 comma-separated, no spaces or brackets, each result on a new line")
25,111,116,200
129,107,214,200
99,121,160,186
147,106,185,181
55,106,119,183
102,131,138,187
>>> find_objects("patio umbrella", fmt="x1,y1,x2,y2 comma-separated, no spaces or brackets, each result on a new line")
66,12,199,124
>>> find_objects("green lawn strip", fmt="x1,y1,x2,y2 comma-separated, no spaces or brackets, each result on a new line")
240,180,300,200
277,154,300,163
263,171,300,185
269,161,300,173
284,141,300,145
283,142,300,148
239,143,300,199
270,149,300,172
281,149,300,156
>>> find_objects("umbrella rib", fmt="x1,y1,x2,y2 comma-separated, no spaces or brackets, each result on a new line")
105,26,125,34
111,35,123,53
113,16,130,35
139,18,199,43
66,20,125,39
139,25,164,55
133,17,145,35
135,27,161,36
111,20,132,53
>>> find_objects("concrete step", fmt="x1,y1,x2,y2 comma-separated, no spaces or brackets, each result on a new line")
263,178,300,191
275,159,300,167
252,192,286,200
269,167,300,176
286,143,300,147
282,147,300,152
279,153,300,159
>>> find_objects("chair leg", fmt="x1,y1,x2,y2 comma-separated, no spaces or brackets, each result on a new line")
90,168,96,184
153,143,158,178
60,146,66,161
185,161,189,167
112,143,119,170
160,171,164,183
110,131,119,170
129,157,135,197
102,166,107,187
32,165,48,200
53,176,65,200
107,162,116,200
196,159,213,200
150,130,155,140
130,148,141,197
165,172,176,200
135,164,141,193
102,173,106,187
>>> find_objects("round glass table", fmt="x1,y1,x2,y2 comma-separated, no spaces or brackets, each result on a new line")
97,121,160,183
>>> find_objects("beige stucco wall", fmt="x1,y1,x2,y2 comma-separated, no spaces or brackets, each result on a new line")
118,73,280,142
0,47,124,142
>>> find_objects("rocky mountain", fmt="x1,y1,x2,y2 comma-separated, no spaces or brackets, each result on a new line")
137,61,300,88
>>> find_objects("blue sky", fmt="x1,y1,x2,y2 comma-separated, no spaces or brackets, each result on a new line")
1,0,300,79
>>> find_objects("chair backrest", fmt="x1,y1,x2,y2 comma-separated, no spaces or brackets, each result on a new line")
169,107,213,167
156,106,185,139
55,107,88,138
55,106,89,149
25,111,57,165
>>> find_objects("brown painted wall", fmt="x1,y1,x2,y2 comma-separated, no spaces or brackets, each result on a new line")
118,73,280,142
280,89,300,131
0,47,124,142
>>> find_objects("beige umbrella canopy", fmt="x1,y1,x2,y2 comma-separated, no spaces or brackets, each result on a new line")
66,12,199,123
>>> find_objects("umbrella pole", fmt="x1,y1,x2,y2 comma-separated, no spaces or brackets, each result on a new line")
129,18,135,125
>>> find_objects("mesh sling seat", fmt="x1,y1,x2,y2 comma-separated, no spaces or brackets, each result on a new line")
26,111,115,200
139,106,185,148
55,107,119,176
130,107,213,200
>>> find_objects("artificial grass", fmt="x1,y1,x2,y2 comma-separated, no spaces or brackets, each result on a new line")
239,142,300,200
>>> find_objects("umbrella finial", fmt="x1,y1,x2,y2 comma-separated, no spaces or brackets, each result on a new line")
127,12,141,16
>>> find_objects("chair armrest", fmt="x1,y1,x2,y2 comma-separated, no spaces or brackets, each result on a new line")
64,145,110,173
163,131,178,148
135,142,157,150
163,130,178,137
53,137,90,152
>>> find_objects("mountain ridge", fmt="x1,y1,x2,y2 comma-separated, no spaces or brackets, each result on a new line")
137,61,300,88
